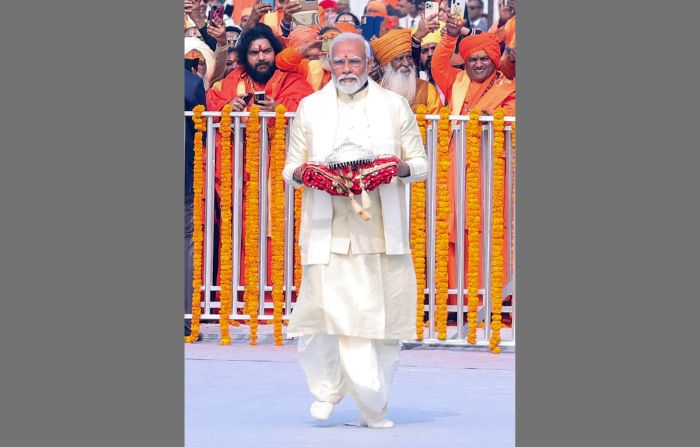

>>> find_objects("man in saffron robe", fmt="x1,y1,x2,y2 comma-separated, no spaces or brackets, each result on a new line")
371,28,442,115
431,16,515,315
206,24,313,310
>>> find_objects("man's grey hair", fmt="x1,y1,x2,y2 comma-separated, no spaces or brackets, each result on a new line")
328,32,372,61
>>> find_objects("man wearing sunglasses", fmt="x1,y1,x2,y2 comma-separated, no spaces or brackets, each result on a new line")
283,32,428,429
467,0,489,32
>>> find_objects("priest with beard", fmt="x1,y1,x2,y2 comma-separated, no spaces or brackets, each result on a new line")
207,23,313,113
370,28,441,115
206,23,313,309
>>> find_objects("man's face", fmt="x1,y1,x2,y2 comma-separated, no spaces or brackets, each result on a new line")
227,30,240,47
420,43,437,70
389,52,414,74
465,50,495,82
438,0,450,22
196,0,209,16
240,15,251,29
330,39,370,94
246,38,276,79
397,0,409,15
366,5,383,16
467,1,483,21
225,51,238,77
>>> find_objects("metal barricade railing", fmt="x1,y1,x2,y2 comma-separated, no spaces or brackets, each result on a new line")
184,111,516,347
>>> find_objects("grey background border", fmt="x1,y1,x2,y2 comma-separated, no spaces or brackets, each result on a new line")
1,1,697,446
518,1,698,446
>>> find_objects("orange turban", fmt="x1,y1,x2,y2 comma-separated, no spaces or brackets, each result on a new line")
370,28,412,66
334,22,359,34
458,32,502,67
288,26,319,48
366,1,388,17
240,7,253,17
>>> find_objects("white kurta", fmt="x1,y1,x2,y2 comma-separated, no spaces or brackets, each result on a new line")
283,80,428,341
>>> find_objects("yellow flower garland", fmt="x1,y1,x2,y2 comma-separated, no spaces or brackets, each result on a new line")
466,108,482,344
185,105,206,343
270,105,287,346
244,106,261,345
435,107,451,340
489,109,506,353
413,105,428,340
218,105,233,345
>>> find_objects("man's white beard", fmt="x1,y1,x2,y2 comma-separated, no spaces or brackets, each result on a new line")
332,71,369,95
381,64,417,104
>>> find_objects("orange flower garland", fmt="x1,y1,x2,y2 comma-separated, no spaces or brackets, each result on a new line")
293,188,303,309
412,105,428,340
270,105,287,346
218,105,233,345
466,108,482,344
489,109,506,353
185,105,206,343
244,106,261,345
435,107,451,340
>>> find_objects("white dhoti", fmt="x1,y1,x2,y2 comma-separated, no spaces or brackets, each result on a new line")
297,333,401,422
287,252,417,340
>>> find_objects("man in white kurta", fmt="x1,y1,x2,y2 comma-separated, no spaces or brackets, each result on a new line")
282,32,428,429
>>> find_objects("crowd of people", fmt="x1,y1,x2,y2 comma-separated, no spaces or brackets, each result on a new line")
184,0,517,337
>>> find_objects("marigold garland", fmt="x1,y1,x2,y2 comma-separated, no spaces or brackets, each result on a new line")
293,188,303,310
270,105,287,346
185,105,206,343
218,105,233,345
435,107,451,340
244,106,261,345
488,109,507,353
412,105,428,340
466,108,482,344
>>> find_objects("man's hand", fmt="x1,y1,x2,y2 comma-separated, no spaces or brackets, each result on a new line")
187,0,206,28
184,0,194,15
368,60,382,82
256,96,277,112
230,95,249,112
293,165,304,183
505,47,516,63
248,0,273,28
414,12,440,41
207,19,227,47
299,38,325,60
445,14,464,37
282,0,303,23
397,159,410,178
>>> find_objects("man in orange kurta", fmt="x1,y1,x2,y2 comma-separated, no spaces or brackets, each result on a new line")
206,23,313,312
431,22,516,314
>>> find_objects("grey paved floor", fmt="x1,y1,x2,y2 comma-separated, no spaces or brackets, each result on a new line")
185,325,515,447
